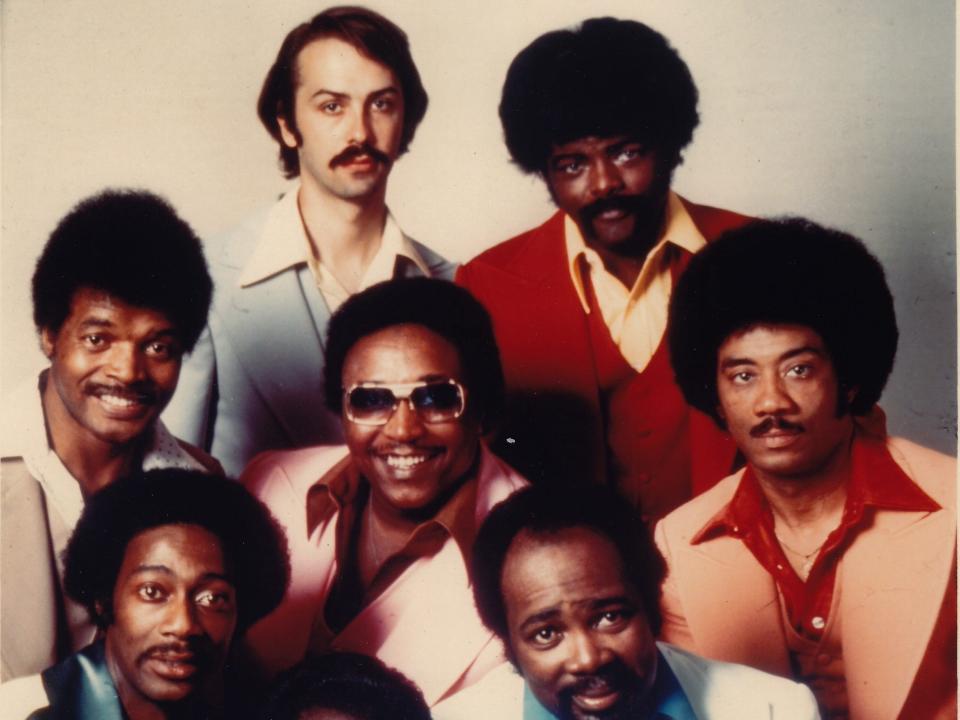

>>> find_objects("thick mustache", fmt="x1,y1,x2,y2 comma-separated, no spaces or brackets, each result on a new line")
750,416,804,437
139,641,202,664
561,660,632,699
86,382,157,404
579,194,655,224
329,143,391,169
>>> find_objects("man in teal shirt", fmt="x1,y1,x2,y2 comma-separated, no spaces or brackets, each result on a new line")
435,485,819,719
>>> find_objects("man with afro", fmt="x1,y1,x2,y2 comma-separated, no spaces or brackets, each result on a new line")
655,218,956,719
457,17,750,521
1,189,220,682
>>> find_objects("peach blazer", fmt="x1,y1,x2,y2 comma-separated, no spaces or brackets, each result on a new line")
654,436,956,719
241,443,527,705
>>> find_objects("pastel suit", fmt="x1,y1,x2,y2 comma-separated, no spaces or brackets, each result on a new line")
655,435,956,719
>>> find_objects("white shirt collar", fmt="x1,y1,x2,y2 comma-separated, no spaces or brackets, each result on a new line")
1,371,207,531
238,186,430,288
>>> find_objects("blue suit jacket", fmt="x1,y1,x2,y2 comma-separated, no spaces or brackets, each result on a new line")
163,199,456,476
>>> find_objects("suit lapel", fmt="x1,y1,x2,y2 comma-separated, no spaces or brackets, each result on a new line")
219,266,330,446
840,503,955,717
1,460,60,679
678,534,792,675
332,540,492,705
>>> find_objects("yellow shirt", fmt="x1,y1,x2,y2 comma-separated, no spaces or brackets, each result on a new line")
564,192,705,372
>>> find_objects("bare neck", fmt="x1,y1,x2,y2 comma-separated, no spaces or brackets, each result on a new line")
297,182,388,292
42,377,144,498
755,430,855,533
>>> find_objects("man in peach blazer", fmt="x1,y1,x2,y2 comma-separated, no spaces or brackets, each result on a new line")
655,219,956,719
241,279,527,706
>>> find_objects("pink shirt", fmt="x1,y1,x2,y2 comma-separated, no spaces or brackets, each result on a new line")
241,443,527,705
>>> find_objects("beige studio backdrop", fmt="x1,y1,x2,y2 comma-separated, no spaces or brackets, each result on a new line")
2,0,956,454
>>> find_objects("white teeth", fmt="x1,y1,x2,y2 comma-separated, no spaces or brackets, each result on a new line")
99,394,137,408
385,455,428,469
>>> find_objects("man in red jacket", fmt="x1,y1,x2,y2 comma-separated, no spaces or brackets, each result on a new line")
457,17,749,520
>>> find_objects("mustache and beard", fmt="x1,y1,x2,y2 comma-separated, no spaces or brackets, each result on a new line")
556,658,649,720
575,183,671,260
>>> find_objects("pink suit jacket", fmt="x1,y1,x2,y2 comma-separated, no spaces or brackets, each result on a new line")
241,443,527,705
654,435,956,719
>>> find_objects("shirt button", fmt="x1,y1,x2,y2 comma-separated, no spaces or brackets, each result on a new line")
811,616,826,630
732,525,740,534
816,653,832,665
775,563,785,572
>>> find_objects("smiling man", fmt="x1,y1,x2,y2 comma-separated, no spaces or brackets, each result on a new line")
434,485,819,719
1,190,220,682
656,219,957,719
163,7,455,478
0,469,288,720
240,278,527,705
457,17,750,519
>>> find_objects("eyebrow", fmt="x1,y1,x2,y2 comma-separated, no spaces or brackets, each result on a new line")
518,595,635,632
77,317,115,330
310,85,399,101
129,565,232,584
719,345,825,370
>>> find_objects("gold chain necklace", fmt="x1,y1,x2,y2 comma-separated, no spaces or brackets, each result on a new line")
775,533,826,579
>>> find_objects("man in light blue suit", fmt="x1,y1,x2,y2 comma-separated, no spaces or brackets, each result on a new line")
164,7,456,476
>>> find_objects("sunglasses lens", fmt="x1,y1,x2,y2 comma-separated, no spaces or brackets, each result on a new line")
411,382,464,422
347,387,396,423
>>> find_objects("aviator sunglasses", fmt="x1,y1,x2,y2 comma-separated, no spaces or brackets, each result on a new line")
343,379,467,426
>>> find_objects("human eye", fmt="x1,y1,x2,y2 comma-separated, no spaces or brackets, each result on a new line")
725,369,754,385
320,100,342,114
372,96,396,113
195,586,236,612
595,608,632,631
82,334,107,350
527,625,561,649
613,144,646,164
786,363,814,379
145,339,180,360
137,583,167,602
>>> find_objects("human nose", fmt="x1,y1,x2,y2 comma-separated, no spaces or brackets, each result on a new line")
588,158,624,199
564,629,607,675
161,595,202,638
382,396,425,442
346,105,372,145
755,374,795,416
106,343,143,384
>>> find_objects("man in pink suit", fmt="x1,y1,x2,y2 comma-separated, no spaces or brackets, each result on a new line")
457,17,750,521
655,218,956,719
241,278,527,706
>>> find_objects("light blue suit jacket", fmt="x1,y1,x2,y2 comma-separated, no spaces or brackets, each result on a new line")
163,198,456,477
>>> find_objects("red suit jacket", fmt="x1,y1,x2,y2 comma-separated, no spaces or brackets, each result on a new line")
457,197,750,518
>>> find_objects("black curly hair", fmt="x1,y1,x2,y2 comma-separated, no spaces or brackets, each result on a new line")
32,189,212,352
259,652,431,720
500,16,699,175
471,484,664,663
668,217,898,426
63,469,289,633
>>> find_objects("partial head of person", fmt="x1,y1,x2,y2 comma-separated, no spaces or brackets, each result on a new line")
259,652,430,720
668,217,899,483
323,277,504,520
258,5,428,199
31,189,212,452
472,484,665,720
500,17,698,253
62,468,289,717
